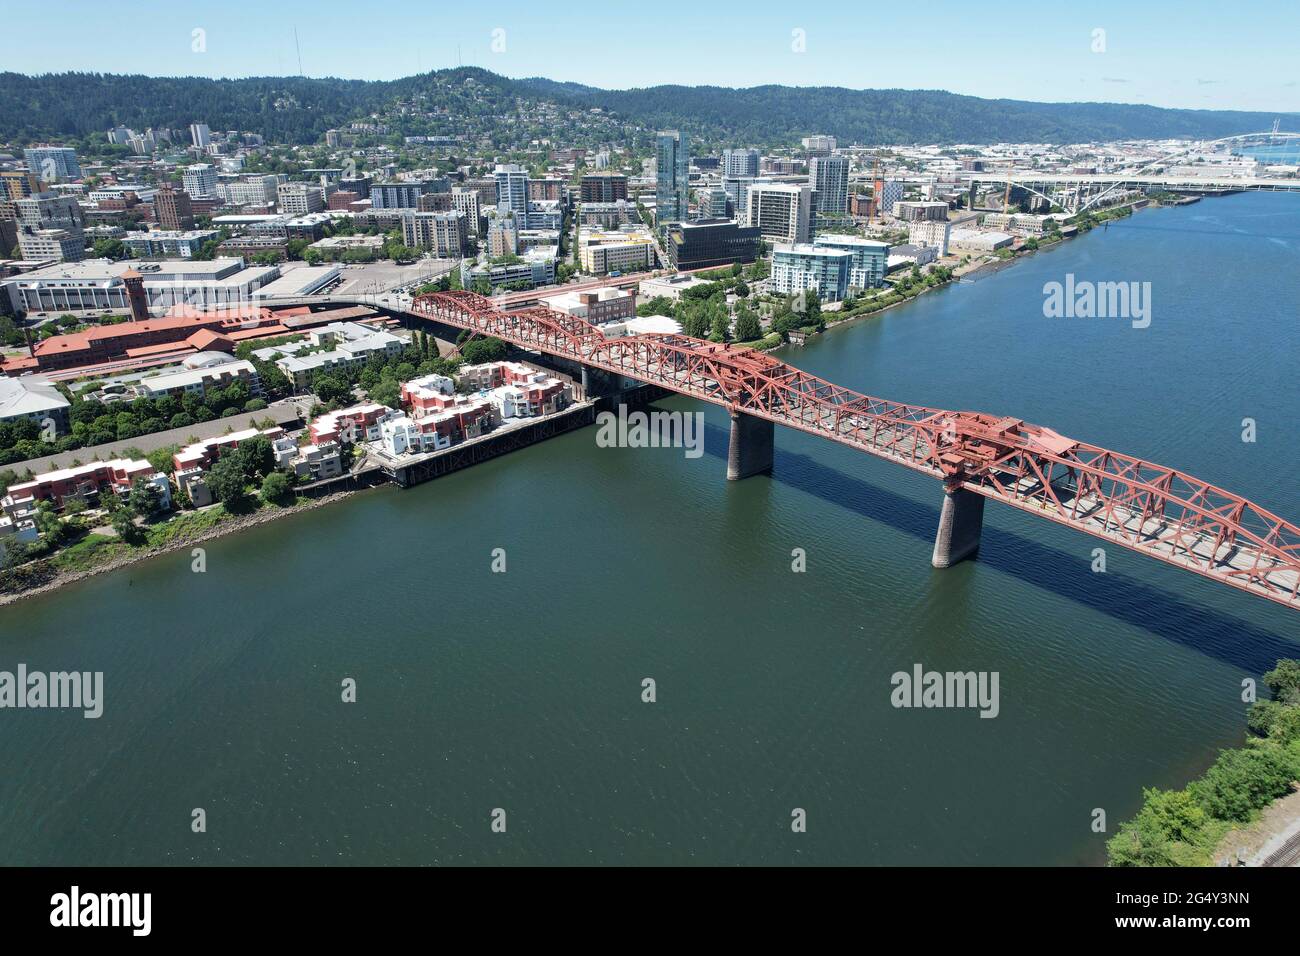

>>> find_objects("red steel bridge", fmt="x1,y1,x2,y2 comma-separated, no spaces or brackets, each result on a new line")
411,290,1300,612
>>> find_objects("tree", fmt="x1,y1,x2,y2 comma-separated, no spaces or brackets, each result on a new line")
313,375,351,406
709,311,729,342
128,477,163,517
369,380,401,409
1106,788,1209,867
234,435,275,481
260,471,293,506
734,308,761,342
111,507,143,544
459,337,507,365
1264,660,1300,705
1190,747,1296,822
206,457,248,506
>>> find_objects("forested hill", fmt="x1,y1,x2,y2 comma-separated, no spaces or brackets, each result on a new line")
0,67,1290,147
519,78,1291,146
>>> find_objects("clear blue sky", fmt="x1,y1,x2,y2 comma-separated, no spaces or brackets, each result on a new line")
8,0,1299,113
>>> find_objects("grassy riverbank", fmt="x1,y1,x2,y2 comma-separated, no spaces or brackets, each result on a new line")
0,489,362,607
1107,659,1300,866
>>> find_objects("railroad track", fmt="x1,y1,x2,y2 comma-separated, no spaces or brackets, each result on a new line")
1261,826,1300,867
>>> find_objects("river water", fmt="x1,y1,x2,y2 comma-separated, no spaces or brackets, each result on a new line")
2,192,1297,865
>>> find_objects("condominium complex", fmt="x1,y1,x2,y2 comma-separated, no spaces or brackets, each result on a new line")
746,183,815,244
772,243,852,302
811,234,890,288
451,188,482,236
578,200,636,229
894,200,950,222
122,230,220,259
697,187,730,219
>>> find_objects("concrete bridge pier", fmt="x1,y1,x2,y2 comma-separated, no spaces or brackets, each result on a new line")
932,487,985,568
727,411,774,480
580,367,615,399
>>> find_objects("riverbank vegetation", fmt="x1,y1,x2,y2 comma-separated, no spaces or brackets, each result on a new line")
1106,659,1300,866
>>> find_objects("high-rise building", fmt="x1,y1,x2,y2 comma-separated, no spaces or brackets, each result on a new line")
12,192,84,236
580,173,628,203
22,146,82,183
746,183,815,244
655,131,689,224
722,148,761,179
451,189,482,237
182,164,218,198
809,154,849,216
401,211,466,257
494,164,530,219
371,180,448,210
724,176,770,226
190,123,212,149
277,182,325,215
154,184,194,231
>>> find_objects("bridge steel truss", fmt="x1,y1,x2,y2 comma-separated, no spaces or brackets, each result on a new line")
412,290,1300,611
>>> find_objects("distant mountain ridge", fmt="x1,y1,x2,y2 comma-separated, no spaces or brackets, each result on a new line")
0,67,1292,147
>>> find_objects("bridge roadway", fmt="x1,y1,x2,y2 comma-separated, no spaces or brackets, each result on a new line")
963,172,1300,192
288,289,1300,612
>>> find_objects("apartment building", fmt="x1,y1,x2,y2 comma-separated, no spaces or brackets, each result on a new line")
2,458,168,516
578,225,656,274
811,234,890,288
277,182,325,216
771,244,853,303
401,210,466,257
580,173,628,203
182,164,218,198
746,183,815,244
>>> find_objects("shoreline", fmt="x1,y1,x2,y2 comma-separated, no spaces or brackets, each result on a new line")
0,199,1179,608
783,198,1161,345
0,486,371,609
